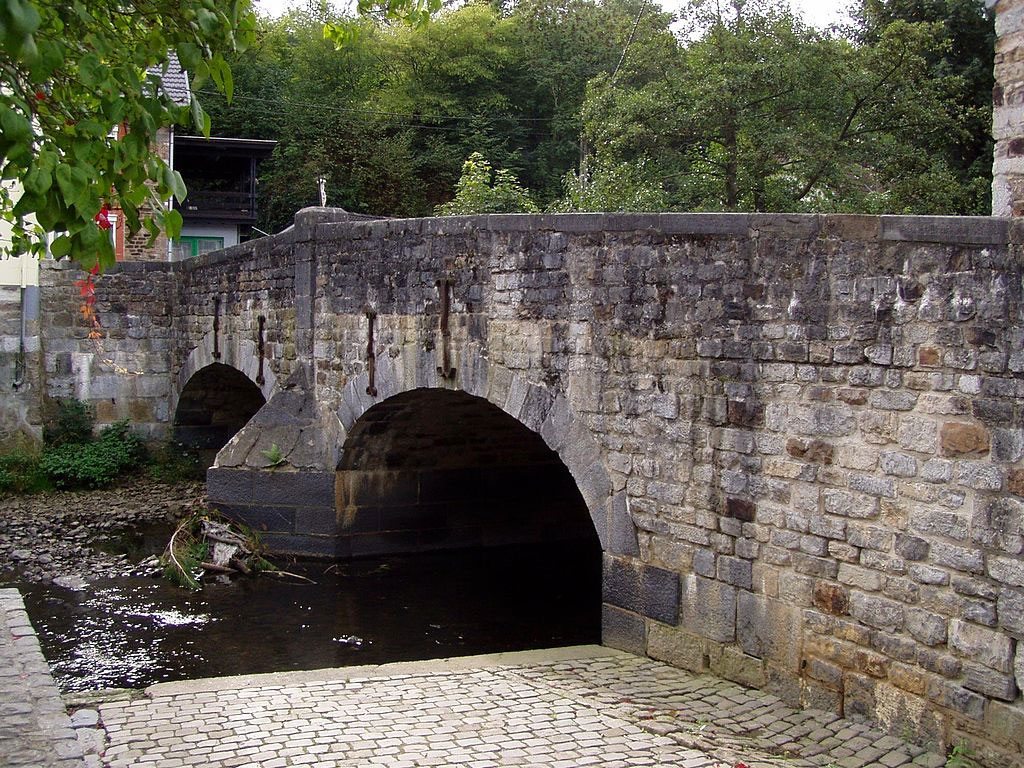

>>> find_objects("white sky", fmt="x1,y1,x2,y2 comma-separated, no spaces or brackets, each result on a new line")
252,0,852,29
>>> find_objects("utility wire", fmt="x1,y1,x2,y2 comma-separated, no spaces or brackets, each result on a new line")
611,0,650,81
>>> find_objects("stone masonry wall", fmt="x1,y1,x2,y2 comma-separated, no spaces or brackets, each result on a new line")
7,210,1024,763
993,0,1024,216
36,260,175,438
295,211,1023,763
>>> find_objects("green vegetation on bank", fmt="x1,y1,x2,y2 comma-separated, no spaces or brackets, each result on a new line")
204,0,994,224
0,399,203,493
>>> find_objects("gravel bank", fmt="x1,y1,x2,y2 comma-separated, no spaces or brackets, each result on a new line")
0,480,205,584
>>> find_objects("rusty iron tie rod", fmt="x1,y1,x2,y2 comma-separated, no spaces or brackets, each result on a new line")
436,278,456,379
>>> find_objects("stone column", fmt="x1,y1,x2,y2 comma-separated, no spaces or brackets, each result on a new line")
992,0,1024,216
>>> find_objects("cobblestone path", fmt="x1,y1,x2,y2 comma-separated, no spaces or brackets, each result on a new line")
89,648,948,768
0,588,83,767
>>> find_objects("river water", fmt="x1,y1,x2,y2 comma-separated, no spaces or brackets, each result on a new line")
17,540,601,692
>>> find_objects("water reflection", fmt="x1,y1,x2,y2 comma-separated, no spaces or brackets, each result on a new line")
18,540,600,692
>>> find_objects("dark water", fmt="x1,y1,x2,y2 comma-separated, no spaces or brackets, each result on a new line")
17,540,601,692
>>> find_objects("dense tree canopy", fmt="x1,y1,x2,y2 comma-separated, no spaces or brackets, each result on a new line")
0,0,256,267
0,0,998,252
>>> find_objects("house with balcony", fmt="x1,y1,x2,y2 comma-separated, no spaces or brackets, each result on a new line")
109,56,276,261
170,135,276,259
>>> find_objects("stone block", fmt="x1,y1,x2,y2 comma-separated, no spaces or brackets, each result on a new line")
217,504,295,533
207,468,254,504
949,619,1015,672
737,591,801,671
294,507,338,536
602,556,640,613
849,591,904,631
646,623,706,672
255,470,334,507
894,533,929,561
606,492,637,556
681,574,736,643
813,581,850,615
724,497,756,522
717,556,753,589
929,542,984,574
905,608,947,646
843,672,878,720
988,555,1024,587
879,215,1008,245
709,645,766,688
601,604,645,656
640,564,679,625
940,422,991,457
962,662,1019,701
984,700,1024,756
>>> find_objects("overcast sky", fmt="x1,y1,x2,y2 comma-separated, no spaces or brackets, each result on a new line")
252,0,852,29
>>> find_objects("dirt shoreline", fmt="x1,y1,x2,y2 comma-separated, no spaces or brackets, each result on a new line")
0,479,205,584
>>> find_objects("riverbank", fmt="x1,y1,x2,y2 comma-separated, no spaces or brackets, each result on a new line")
0,479,204,584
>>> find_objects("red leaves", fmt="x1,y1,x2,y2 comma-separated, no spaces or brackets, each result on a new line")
75,267,103,339
34,91,46,101
94,205,111,230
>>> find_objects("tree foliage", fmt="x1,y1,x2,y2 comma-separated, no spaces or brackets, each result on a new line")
581,0,976,212
435,152,538,214
0,0,255,268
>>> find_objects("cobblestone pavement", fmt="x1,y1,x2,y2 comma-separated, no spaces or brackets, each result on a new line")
0,588,84,767
86,647,948,768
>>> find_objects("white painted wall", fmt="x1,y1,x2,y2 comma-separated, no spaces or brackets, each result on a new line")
181,222,239,246
0,179,39,287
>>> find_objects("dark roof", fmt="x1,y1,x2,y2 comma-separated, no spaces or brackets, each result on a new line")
174,135,277,156
148,52,190,106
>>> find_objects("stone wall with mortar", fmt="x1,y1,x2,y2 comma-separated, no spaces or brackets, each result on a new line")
213,210,1022,764
32,260,175,439
992,0,1024,216
5,209,1024,762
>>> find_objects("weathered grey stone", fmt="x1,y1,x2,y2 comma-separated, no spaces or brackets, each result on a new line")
640,564,680,625
603,556,640,613
929,542,984,574
988,555,1024,587
894,534,929,561
601,604,645,655
736,591,801,671
905,609,947,646
949,619,1015,672
681,575,736,643
997,587,1024,637
963,662,1019,701
849,591,904,631
716,556,753,589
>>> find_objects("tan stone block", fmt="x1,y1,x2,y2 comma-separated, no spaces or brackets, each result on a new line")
646,623,706,673
889,662,927,695
940,422,991,457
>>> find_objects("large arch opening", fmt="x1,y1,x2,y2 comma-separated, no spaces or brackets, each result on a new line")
173,363,266,464
335,388,602,649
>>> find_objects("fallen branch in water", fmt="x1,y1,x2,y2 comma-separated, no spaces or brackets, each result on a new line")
263,569,317,584
199,561,237,574
164,518,201,590
159,509,287,590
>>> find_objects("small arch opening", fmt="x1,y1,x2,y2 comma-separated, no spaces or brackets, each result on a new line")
173,363,266,464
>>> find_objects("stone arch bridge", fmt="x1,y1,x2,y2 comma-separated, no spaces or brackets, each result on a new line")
25,209,1024,762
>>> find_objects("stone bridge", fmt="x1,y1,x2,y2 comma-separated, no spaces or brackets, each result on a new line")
13,209,1024,763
